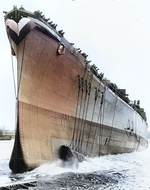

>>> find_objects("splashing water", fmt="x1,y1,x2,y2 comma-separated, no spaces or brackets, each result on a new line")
0,140,150,189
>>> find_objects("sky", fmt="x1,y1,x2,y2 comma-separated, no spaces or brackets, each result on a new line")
0,0,150,131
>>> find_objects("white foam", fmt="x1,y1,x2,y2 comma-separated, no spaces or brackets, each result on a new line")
0,139,150,189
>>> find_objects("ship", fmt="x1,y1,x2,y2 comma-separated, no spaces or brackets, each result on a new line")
4,7,148,173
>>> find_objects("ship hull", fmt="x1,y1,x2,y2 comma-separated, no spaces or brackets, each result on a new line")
5,10,148,173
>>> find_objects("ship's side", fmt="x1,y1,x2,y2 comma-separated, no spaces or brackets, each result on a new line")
4,8,148,173
71,75,148,157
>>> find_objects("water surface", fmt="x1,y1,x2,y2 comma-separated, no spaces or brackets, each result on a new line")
0,140,150,189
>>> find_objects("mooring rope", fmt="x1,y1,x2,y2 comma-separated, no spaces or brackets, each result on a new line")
74,77,85,149
75,70,91,151
70,75,81,149
85,85,98,155
11,53,17,99
70,68,87,149
8,36,17,99
17,40,25,98
79,74,93,153
76,79,88,152
10,39,25,135
77,72,93,152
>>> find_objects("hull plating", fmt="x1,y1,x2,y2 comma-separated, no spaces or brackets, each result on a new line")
5,10,148,173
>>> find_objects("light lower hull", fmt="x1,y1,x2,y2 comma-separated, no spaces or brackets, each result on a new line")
9,101,148,172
